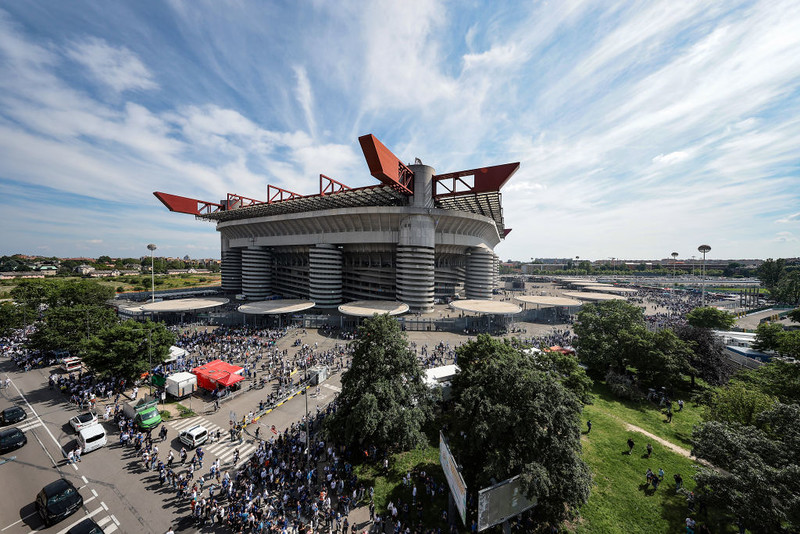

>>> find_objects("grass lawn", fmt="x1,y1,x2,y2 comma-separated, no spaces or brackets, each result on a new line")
588,382,704,448
576,385,737,534
354,442,452,531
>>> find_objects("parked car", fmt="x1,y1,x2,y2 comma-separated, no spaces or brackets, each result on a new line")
0,406,27,426
0,427,27,453
69,413,98,432
35,478,83,527
67,518,104,534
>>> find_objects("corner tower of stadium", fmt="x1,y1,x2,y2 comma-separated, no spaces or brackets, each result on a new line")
155,134,518,313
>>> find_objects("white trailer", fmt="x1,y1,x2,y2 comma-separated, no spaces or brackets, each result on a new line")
165,372,197,399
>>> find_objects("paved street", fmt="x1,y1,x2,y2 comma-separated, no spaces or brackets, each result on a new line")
0,355,342,534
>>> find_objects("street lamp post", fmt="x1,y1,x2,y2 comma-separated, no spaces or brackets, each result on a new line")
147,244,157,303
698,245,711,306
671,252,679,279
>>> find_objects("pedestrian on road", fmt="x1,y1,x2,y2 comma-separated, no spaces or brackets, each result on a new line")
74,446,82,462
586,420,592,434
627,438,635,455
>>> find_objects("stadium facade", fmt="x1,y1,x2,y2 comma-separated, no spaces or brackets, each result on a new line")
155,135,517,313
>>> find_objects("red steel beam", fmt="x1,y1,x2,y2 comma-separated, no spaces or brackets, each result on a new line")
227,193,264,209
153,192,223,216
320,174,350,196
433,162,520,198
358,134,414,195
267,184,303,204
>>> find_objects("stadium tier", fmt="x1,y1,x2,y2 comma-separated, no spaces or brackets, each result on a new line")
155,135,518,313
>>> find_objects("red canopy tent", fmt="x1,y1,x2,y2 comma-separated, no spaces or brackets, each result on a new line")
192,359,245,391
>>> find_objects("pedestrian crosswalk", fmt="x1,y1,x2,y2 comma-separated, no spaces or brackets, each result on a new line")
166,416,258,465
52,505,120,534
17,418,41,432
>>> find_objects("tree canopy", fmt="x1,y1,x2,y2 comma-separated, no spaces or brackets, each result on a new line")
676,325,734,386
530,347,593,404
11,279,114,309
757,259,800,305
29,305,118,354
692,403,800,533
80,319,174,382
324,314,431,452
449,335,591,527
574,300,649,373
685,306,735,330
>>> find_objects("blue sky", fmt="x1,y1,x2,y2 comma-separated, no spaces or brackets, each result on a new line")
0,1,799,262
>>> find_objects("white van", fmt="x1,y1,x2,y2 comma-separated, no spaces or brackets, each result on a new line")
77,424,106,453
179,425,208,448
61,357,82,373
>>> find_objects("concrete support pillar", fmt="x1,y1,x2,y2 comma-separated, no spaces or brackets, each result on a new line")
465,247,494,299
396,215,435,313
241,247,272,299
309,244,342,308
221,247,243,294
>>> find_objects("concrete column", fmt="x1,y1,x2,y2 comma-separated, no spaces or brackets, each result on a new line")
221,247,243,294
309,244,343,308
241,247,272,299
396,214,435,313
465,246,494,299
409,164,434,209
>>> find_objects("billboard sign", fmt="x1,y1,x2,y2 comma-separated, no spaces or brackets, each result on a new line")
478,475,536,531
439,431,467,525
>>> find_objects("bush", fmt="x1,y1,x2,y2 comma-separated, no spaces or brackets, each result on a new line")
116,286,124,293
605,370,644,401
159,410,171,420
176,404,195,418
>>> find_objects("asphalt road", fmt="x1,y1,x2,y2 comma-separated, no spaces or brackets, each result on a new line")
0,357,341,534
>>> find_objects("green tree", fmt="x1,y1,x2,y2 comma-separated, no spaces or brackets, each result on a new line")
778,330,800,359
0,302,23,336
449,335,591,528
692,403,800,533
788,308,800,323
705,381,776,427
574,300,648,373
775,271,800,305
734,360,800,405
633,329,692,389
676,325,734,386
29,305,117,354
324,314,431,452
752,321,785,352
47,279,115,308
685,306,736,330
531,348,594,404
757,258,785,290
80,320,174,382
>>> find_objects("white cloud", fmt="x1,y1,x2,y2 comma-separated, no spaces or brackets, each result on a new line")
66,37,157,93
776,213,800,224
772,231,798,243
293,66,316,139
652,151,690,166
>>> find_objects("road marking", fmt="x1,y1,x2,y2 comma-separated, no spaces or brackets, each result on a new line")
91,489,98,497
104,524,118,533
111,514,119,525
101,502,108,511
71,462,78,471
18,420,42,431
53,506,104,534
82,475,89,484
1,512,37,531
323,383,341,392
4,375,66,464
83,495,96,504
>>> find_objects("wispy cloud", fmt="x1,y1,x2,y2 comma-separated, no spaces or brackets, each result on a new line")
0,1,798,260
66,37,157,93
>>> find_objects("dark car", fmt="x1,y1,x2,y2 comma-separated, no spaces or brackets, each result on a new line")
0,406,27,426
0,427,27,453
35,478,83,527
68,518,104,534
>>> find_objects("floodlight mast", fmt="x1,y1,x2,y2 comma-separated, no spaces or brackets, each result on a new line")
147,244,157,303
698,245,711,306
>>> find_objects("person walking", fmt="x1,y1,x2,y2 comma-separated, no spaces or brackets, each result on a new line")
586,420,592,434
674,473,683,490
646,443,653,458
627,438,635,455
